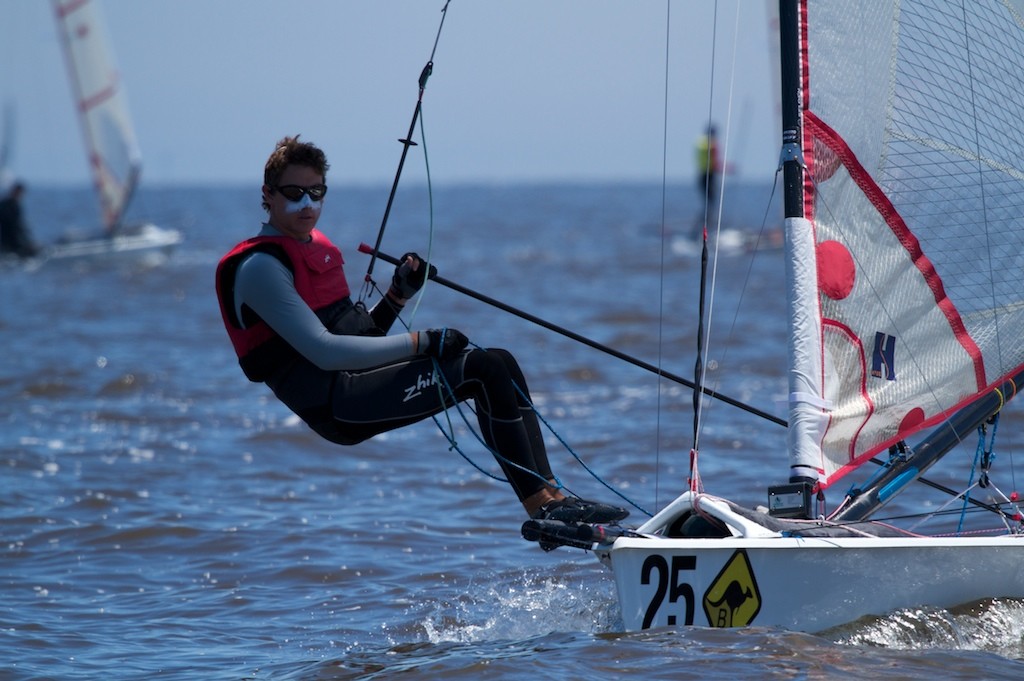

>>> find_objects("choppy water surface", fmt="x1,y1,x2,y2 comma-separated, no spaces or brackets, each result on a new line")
3,183,1023,679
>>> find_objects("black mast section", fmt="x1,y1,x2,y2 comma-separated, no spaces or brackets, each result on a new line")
778,0,803,222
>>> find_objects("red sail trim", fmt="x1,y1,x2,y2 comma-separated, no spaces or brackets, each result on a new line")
54,0,89,18
799,0,815,222
822,363,1024,489
802,110,986,391
820,319,871,462
79,83,118,113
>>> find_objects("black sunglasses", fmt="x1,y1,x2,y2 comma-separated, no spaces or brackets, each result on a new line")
274,184,328,202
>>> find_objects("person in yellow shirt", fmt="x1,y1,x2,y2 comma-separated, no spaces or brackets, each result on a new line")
695,125,721,222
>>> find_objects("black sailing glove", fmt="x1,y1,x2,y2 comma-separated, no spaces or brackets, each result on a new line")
420,328,469,360
390,252,438,300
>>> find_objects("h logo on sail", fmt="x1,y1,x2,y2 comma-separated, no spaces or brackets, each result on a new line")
871,332,896,380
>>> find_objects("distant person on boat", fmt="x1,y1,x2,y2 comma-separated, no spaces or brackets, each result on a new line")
0,181,40,259
695,124,721,229
215,136,627,538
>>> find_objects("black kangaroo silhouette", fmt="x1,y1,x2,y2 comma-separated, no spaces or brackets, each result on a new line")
706,580,753,627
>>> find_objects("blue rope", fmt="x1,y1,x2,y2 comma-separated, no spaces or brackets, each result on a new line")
422,341,652,517
509,381,652,517
842,445,906,499
364,107,553,491
369,65,648,518
959,415,999,533
426,340,569,489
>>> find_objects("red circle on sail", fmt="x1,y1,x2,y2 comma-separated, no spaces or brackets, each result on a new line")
817,240,855,299
897,407,926,438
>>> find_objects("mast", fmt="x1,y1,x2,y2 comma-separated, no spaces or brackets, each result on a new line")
776,0,827,499
778,0,803,224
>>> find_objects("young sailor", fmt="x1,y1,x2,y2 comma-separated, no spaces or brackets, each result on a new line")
215,136,627,536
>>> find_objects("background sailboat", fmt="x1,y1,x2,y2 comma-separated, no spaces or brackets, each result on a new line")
45,0,180,262
523,0,1024,632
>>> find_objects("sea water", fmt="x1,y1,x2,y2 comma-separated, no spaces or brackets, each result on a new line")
2,182,1023,679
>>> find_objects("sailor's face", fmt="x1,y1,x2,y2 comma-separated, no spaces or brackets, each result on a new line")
263,164,324,241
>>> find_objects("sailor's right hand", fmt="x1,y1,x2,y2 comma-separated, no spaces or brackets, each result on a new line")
418,328,469,360
391,252,437,300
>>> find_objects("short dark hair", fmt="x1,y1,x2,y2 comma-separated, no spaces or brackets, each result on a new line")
262,135,329,211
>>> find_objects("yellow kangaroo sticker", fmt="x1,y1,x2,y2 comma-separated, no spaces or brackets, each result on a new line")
702,549,761,627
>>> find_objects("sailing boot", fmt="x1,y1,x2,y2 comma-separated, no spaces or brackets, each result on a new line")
531,497,629,524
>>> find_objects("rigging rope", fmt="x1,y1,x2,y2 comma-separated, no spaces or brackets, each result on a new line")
689,1,743,493
689,0,717,487
425,345,652,517
358,1,652,517
363,0,450,286
655,0,671,526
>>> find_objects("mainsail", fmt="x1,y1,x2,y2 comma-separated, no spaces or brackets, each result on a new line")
787,0,1024,489
52,0,141,233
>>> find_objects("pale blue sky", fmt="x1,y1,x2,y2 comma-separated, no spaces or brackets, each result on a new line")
1,0,779,187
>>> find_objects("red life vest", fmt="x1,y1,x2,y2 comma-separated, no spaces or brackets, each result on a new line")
215,229,351,381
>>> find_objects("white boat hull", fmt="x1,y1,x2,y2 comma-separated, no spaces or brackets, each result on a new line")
46,222,182,261
598,493,1024,632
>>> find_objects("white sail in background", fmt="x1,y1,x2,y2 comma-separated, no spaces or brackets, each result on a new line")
788,0,1024,488
52,0,141,233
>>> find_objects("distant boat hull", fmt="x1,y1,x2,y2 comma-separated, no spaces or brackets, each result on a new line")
598,492,1024,633
670,226,783,257
46,222,182,261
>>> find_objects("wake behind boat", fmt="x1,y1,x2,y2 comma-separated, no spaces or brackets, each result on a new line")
520,0,1024,632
